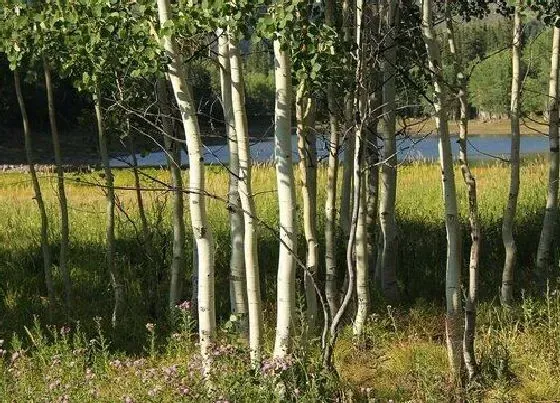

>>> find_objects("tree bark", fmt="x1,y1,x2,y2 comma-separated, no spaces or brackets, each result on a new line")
501,1,522,306
217,29,248,333
536,25,560,278
272,40,297,360
421,0,464,378
156,78,186,309
94,86,122,328
445,4,481,380
378,0,399,301
296,83,318,333
324,0,341,319
228,30,263,365
43,58,71,309
156,0,215,376
14,70,54,314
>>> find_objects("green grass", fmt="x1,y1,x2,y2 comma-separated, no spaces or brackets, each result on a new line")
0,158,559,401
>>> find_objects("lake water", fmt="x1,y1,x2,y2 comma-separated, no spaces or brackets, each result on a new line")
109,134,550,168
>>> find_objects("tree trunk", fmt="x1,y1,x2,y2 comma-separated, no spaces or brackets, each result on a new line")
536,25,560,278
445,4,481,380
156,78,186,309
324,0,341,319
14,70,54,314
156,0,215,376
217,29,248,333
501,1,522,306
378,0,399,301
228,31,263,365
272,40,296,360
296,83,318,333
93,86,122,327
421,0,463,378
129,137,149,240
43,58,71,309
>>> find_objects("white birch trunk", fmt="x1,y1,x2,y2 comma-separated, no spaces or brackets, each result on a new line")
501,1,522,306
378,0,399,301
156,78,186,309
272,40,296,359
217,29,248,332
43,58,71,309
156,0,215,376
14,70,54,314
536,25,560,275
421,0,463,376
296,83,318,332
228,31,263,365
324,0,341,319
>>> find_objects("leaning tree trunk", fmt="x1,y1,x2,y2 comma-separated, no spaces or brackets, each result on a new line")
501,1,522,306
272,40,297,360
217,29,248,333
536,24,560,278
378,0,399,301
14,71,54,313
156,78,186,309
229,30,263,365
421,0,463,378
296,83,318,332
94,86,123,328
324,0,341,319
445,4,481,380
156,0,215,377
43,58,71,309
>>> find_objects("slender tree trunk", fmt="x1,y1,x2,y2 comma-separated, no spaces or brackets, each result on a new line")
94,86,122,327
43,58,71,309
296,83,318,332
501,1,522,306
378,0,399,301
272,40,296,359
217,29,248,332
421,0,463,377
156,0,215,376
324,0,341,319
229,31,263,365
156,78,186,309
536,25,560,277
14,71,54,313
445,4,481,380
129,137,149,240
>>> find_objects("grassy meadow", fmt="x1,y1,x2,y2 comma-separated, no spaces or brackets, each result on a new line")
0,158,559,401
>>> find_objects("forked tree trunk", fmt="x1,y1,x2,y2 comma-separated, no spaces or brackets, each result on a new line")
272,40,297,360
156,78,186,309
43,58,71,309
296,83,318,332
94,86,123,327
324,0,341,319
421,0,463,377
378,0,399,301
445,4,481,380
501,1,522,306
14,71,54,314
217,29,248,332
229,31,263,365
157,0,216,376
536,25,560,278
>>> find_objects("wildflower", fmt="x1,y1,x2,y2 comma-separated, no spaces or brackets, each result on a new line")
49,380,61,390
0,349,6,358
85,368,96,380
123,397,135,403
60,325,71,336
145,323,155,333
177,301,192,311
10,351,20,363
177,386,190,396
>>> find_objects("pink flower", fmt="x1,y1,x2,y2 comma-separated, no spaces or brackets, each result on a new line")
176,301,192,311
145,323,155,333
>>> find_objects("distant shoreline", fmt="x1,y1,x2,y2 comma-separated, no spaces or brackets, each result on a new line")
401,118,548,136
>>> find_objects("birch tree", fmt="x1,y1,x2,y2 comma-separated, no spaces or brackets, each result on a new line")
536,23,560,276
421,0,463,376
501,0,522,306
156,0,216,375
272,38,297,359
217,28,248,332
